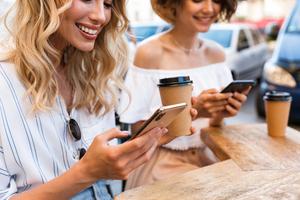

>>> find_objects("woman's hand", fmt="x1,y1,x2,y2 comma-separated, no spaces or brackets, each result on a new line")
192,89,232,118
78,127,166,182
209,87,251,126
158,107,198,145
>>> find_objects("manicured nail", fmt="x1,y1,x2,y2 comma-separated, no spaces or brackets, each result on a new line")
162,128,168,134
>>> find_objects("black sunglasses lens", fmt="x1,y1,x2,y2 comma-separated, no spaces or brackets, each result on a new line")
69,119,81,140
79,148,86,159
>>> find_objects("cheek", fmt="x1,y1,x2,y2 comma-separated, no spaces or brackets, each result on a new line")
213,5,222,14
104,11,112,25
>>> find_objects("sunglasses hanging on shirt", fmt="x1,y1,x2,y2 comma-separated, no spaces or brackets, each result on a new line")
68,118,86,159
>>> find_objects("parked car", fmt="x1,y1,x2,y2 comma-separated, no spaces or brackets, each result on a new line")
129,22,171,43
200,23,270,80
256,1,300,123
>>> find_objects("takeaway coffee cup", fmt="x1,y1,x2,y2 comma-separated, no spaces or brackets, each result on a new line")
264,91,292,137
158,76,193,137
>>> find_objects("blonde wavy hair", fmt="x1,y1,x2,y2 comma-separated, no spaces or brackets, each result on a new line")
2,0,129,115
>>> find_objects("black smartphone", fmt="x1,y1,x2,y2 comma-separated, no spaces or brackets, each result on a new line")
221,80,256,93
130,103,187,140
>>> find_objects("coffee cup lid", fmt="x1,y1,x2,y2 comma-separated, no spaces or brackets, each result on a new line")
263,91,292,101
158,76,193,87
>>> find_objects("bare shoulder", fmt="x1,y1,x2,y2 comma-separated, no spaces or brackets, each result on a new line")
133,34,164,69
202,39,226,63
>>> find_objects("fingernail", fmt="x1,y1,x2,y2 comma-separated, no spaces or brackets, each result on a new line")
162,128,168,134
122,131,130,135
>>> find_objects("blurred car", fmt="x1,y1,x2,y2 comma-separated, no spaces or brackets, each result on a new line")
200,23,270,80
256,1,300,123
129,22,171,43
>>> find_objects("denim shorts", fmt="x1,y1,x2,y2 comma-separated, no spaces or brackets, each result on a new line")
71,180,112,200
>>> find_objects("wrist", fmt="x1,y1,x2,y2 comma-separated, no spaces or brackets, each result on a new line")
71,160,98,185
209,116,224,127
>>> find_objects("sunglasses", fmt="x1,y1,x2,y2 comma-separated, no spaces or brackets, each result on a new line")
68,118,86,159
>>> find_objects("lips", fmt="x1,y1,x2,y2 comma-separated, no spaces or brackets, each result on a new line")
75,23,101,41
193,16,216,24
75,23,98,35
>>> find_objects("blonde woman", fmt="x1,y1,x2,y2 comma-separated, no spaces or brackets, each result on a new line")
0,0,167,199
119,0,250,189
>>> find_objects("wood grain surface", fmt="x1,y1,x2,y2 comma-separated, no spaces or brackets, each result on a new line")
116,160,300,200
201,124,300,171
116,123,300,200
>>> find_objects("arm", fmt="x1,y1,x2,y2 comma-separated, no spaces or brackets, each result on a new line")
10,127,166,199
10,164,93,200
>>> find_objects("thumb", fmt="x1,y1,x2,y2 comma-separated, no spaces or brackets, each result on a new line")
102,128,129,142
191,96,197,105
203,88,218,94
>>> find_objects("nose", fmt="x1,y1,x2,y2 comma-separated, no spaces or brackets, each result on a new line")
202,0,214,14
90,2,107,24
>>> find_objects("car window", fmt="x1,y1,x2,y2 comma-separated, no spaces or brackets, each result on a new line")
287,4,300,33
237,30,250,51
131,26,159,42
159,25,172,32
250,29,264,45
200,29,233,48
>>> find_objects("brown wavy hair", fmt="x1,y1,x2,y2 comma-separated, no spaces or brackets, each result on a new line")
2,0,129,115
151,0,238,24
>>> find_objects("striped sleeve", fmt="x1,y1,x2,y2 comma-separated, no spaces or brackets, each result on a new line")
0,99,17,200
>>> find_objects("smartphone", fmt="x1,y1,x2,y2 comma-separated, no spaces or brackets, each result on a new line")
130,103,187,140
221,80,256,93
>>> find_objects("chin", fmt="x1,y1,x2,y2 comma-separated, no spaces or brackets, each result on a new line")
74,42,95,52
195,25,211,33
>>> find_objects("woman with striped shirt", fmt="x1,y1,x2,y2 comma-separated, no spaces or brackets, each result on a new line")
0,0,167,199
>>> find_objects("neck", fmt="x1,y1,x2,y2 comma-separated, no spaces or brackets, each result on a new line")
169,28,201,53
49,33,69,70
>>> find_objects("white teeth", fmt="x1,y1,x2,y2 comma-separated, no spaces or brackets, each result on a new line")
78,24,97,35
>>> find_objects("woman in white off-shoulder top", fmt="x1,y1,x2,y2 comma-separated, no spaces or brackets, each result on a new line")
119,0,250,189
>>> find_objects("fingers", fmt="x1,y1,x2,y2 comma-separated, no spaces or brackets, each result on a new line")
158,134,177,145
228,97,242,109
225,104,238,116
190,126,196,135
100,128,129,142
122,128,163,161
202,100,227,115
208,105,226,113
191,96,197,106
242,86,252,95
119,127,166,154
190,108,198,120
232,92,248,103
202,88,219,94
225,92,247,116
110,127,166,174
126,144,158,175
201,93,232,102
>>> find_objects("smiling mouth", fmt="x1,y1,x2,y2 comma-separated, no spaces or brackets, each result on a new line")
194,16,215,22
75,23,98,35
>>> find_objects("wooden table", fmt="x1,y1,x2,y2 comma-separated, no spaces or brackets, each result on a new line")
116,123,300,200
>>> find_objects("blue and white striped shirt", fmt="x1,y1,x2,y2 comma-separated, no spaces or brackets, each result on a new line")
0,62,116,199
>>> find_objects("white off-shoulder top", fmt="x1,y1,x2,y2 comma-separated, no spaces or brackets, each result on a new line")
118,63,233,150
